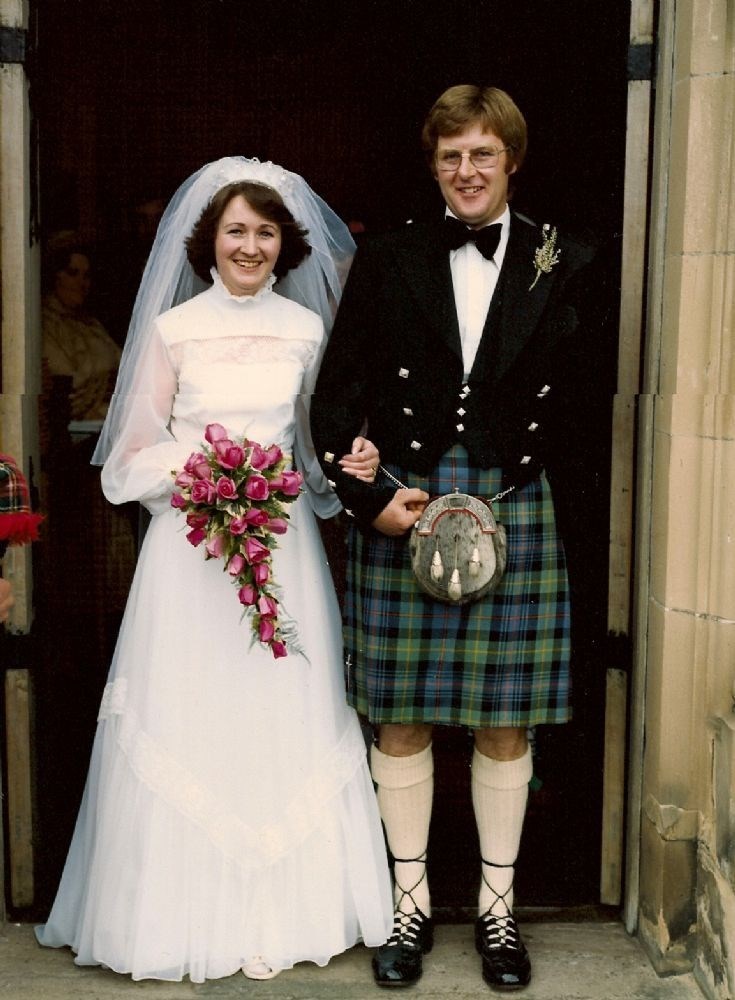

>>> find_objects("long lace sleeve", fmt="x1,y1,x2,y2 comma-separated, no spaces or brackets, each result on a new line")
294,323,341,520
100,320,190,513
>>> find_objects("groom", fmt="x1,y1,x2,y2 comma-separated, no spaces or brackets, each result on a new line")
312,85,596,991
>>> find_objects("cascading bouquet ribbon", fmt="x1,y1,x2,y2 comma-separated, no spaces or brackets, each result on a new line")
171,423,303,658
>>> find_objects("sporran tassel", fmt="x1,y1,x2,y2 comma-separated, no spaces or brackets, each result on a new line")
469,546,480,577
431,548,444,581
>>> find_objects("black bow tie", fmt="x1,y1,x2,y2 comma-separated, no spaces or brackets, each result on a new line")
444,218,502,261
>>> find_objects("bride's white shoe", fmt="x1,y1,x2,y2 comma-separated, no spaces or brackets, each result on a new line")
242,956,280,980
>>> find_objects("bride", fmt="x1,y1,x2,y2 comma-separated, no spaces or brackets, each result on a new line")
35,158,393,982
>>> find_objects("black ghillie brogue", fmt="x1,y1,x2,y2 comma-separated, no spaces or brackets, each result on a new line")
475,859,531,991
373,907,434,987
372,858,433,987
475,910,531,991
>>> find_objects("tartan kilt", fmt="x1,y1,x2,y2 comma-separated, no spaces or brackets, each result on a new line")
343,445,571,728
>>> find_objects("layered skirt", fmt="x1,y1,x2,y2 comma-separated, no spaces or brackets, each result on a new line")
36,499,392,981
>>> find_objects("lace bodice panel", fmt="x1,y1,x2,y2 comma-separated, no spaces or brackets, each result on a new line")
100,281,339,517
167,333,319,454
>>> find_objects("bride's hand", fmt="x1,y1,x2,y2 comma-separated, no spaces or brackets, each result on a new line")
339,436,380,483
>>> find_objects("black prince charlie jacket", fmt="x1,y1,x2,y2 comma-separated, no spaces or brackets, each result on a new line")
310,212,599,530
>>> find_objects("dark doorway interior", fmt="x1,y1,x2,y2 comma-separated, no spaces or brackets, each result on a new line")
20,0,627,920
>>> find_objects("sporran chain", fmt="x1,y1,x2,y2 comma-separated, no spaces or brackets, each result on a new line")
377,465,515,505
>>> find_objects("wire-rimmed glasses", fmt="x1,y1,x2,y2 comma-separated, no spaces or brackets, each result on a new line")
435,147,512,172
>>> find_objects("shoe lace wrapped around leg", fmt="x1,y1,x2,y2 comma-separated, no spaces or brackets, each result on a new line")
386,852,428,946
478,858,521,951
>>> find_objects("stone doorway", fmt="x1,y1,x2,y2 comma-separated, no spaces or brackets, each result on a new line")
13,0,629,920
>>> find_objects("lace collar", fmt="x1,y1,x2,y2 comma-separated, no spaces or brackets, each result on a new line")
210,267,276,303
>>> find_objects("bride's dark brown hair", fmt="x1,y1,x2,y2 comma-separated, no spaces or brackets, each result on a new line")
185,180,311,283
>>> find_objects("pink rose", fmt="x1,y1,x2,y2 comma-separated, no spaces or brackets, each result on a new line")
228,553,245,576
263,444,283,468
229,509,268,535
216,476,238,501
269,471,302,496
184,452,212,480
258,617,276,643
252,562,270,585
244,537,269,563
244,475,269,501
205,534,225,558
174,470,196,487
249,444,268,470
271,640,288,659
204,423,228,444
257,594,278,617
280,471,303,496
170,492,187,509
186,527,206,547
191,479,217,504
214,441,245,470
238,583,257,606
266,518,288,535
186,512,209,530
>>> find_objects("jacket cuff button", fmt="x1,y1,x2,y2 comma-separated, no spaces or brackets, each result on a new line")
324,451,335,463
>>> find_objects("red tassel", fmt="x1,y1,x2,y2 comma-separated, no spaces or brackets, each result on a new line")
0,512,45,545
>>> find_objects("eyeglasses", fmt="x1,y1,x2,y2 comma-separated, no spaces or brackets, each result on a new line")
435,147,512,172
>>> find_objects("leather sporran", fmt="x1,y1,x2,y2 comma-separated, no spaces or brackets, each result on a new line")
409,491,507,605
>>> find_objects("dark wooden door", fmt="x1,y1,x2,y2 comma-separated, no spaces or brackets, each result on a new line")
24,0,627,920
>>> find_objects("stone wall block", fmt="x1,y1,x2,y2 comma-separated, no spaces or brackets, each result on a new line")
666,74,734,257
638,808,698,973
643,600,702,806
660,256,735,393
674,0,735,78
650,395,735,619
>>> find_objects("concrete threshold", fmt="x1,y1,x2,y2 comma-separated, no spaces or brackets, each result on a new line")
0,921,704,999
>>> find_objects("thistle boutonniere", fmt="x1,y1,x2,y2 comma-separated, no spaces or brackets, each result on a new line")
529,223,560,290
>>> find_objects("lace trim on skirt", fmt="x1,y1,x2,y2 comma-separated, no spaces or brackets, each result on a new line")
98,677,366,869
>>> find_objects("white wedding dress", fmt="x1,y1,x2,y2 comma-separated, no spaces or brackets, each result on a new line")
36,273,393,982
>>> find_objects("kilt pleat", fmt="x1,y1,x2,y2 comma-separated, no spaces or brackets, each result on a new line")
343,446,571,728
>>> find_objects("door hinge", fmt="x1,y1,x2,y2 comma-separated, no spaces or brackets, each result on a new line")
0,26,26,64
627,42,653,81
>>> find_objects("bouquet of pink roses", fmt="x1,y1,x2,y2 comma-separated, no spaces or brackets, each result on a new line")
171,423,303,658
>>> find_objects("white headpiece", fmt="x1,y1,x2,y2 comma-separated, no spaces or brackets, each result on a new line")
92,156,355,464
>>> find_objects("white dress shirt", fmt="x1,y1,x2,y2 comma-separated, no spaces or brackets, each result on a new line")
448,204,511,378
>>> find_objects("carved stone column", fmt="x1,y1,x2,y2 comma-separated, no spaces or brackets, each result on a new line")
635,0,735,993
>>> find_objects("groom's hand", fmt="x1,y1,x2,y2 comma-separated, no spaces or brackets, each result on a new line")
372,488,428,536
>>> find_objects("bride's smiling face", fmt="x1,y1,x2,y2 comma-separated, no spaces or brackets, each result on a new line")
214,195,282,296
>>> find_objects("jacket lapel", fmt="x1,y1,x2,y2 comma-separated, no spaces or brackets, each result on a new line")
391,222,463,361
470,215,556,389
